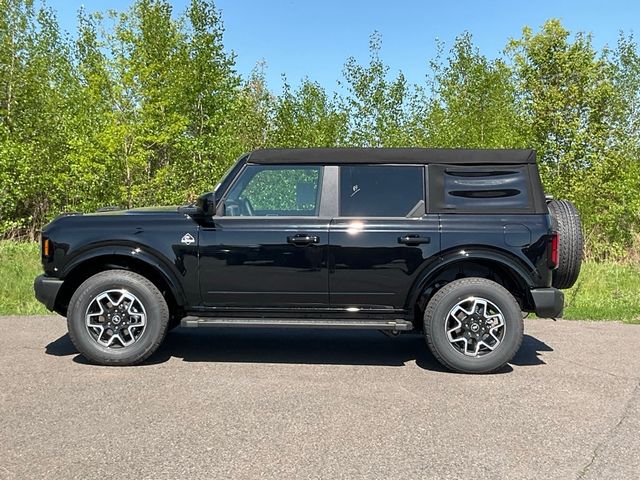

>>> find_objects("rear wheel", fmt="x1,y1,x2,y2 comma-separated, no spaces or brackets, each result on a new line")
424,278,523,374
67,270,169,365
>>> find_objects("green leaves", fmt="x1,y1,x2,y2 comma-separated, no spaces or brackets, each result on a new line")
0,5,638,259
341,32,416,147
425,33,523,148
508,20,640,259
270,79,347,148
0,0,76,238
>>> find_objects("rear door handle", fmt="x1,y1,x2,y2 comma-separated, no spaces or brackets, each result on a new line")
287,234,320,245
398,234,431,245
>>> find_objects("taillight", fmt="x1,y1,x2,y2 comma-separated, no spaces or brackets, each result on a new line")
42,237,51,259
550,232,559,269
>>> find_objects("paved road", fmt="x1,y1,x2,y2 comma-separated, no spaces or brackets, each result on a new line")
1,316,639,480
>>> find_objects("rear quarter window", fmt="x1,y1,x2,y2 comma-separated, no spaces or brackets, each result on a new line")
429,165,534,213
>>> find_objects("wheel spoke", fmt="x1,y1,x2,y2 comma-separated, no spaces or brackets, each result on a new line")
445,296,506,358
446,314,463,337
478,337,499,351
488,328,502,345
84,289,147,349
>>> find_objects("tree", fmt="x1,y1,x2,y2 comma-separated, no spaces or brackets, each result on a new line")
341,32,417,147
64,9,121,213
77,0,243,206
270,78,347,148
577,34,640,258
142,0,243,203
0,0,78,239
424,33,523,148
507,20,617,197
508,20,637,258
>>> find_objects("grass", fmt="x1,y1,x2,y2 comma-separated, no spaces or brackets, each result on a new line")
0,241,48,315
0,240,638,322
563,261,640,323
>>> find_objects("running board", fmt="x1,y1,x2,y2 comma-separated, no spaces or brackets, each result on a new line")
181,316,413,331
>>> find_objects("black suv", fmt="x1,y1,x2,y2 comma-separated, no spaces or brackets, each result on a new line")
34,148,583,373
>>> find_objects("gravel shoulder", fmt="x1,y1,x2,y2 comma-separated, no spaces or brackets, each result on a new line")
1,316,639,480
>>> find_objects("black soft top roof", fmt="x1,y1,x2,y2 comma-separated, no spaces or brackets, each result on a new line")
247,148,536,165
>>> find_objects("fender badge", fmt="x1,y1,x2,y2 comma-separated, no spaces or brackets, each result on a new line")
181,233,195,245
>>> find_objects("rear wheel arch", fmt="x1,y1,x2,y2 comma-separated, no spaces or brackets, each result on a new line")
55,251,185,319
408,254,534,329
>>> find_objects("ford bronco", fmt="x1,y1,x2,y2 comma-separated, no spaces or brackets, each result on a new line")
34,148,583,373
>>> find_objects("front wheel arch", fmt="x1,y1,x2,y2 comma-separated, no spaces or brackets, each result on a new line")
54,253,184,319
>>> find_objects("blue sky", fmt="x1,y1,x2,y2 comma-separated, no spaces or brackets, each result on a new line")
49,0,638,92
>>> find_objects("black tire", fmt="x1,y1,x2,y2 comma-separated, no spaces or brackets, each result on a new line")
424,278,524,374
547,199,583,289
67,270,169,366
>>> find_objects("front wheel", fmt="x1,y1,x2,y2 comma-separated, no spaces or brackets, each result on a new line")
67,270,169,366
423,278,524,374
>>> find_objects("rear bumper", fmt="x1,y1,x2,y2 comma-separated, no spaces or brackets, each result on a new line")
530,287,564,318
34,275,63,311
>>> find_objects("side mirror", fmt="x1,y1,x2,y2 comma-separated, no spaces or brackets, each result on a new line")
178,192,217,218
197,192,217,216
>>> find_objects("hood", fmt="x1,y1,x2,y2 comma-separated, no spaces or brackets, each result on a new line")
43,205,188,235
85,205,181,216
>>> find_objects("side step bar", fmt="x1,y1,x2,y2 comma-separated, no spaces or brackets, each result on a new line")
181,316,413,331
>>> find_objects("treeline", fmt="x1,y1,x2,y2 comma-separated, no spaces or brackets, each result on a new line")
1,0,639,260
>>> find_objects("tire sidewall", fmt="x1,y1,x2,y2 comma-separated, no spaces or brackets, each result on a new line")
426,281,523,373
548,199,583,289
68,272,167,365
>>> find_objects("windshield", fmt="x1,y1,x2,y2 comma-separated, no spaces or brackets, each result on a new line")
213,154,248,197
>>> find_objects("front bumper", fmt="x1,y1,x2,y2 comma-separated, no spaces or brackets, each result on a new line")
530,287,564,318
34,275,63,311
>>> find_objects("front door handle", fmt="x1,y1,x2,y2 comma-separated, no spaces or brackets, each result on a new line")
287,234,320,245
398,234,431,245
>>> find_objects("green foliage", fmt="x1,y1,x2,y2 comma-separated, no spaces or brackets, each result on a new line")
270,79,347,148
0,0,79,238
563,261,640,322
0,3,638,260
424,33,524,148
507,21,640,258
1,0,247,232
0,240,48,315
508,20,614,188
341,32,418,147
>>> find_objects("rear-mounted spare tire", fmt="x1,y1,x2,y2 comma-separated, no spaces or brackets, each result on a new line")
547,199,583,289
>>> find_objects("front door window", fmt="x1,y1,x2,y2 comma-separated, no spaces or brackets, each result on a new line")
224,165,322,217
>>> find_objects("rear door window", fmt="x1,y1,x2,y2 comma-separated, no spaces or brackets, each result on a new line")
339,165,425,217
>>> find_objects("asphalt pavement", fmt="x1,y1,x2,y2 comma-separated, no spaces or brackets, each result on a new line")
1,315,639,480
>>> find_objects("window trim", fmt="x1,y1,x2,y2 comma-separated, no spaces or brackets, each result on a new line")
337,164,427,219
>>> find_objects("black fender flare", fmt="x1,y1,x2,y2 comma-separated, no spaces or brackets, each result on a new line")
60,244,187,306
406,247,537,311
